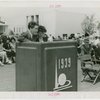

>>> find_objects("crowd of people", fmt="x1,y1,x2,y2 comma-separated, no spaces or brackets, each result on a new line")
48,33,79,41
0,21,49,66
0,20,100,66
18,21,78,43
51,31,100,61
0,33,16,66
77,32,100,61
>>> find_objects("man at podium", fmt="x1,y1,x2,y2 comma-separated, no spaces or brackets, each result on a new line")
18,21,39,42
18,21,48,42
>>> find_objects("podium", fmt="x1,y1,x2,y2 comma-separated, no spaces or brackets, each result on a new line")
16,40,77,91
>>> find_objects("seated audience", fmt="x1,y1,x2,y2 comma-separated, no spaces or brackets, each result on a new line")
52,36,56,40
10,37,16,63
93,36,100,46
3,38,12,63
82,38,91,54
1,34,8,44
63,34,68,40
58,36,62,40
0,39,11,66
69,34,75,39
48,34,53,42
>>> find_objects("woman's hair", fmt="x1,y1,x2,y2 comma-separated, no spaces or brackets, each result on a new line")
38,25,47,33
28,21,38,29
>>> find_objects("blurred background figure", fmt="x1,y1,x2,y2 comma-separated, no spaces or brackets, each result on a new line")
58,36,62,40
3,37,12,63
48,34,53,42
7,29,15,38
93,36,100,46
0,39,11,66
68,33,75,40
52,36,56,41
63,34,68,40
10,37,16,63
81,38,91,56
76,33,81,39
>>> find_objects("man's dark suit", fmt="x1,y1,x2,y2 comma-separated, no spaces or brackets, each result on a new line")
18,30,39,42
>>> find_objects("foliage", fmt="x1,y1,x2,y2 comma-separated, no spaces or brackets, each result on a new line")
81,15,97,35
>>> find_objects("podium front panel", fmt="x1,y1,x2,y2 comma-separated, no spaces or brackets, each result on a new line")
16,45,38,91
44,45,77,91
16,41,77,91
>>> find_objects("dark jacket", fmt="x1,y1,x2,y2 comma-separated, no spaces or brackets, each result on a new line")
18,31,39,42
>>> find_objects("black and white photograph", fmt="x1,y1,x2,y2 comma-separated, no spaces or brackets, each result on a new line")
0,1,100,99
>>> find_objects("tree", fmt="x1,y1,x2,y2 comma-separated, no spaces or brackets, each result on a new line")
81,15,97,35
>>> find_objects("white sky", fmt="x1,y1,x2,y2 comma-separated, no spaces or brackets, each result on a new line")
0,7,100,29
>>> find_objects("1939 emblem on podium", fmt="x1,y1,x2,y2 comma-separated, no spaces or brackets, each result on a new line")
53,57,72,91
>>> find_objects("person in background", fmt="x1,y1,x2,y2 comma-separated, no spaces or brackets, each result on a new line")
84,32,89,38
58,36,62,40
10,37,16,63
93,36,100,46
78,33,90,55
52,36,56,41
7,29,15,39
77,37,82,57
43,34,48,42
3,38,12,63
63,34,68,40
48,34,53,42
1,34,8,44
89,35,94,44
15,33,20,41
69,34,75,40
0,39,11,66
76,33,81,39
18,21,39,42
38,25,48,42
81,38,91,56
80,35,84,44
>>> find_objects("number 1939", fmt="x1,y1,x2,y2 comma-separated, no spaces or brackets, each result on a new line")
58,57,71,69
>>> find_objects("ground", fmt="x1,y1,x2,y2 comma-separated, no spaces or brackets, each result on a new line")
0,61,100,91
0,64,15,91
78,60,100,91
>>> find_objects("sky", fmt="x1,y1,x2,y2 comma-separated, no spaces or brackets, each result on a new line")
0,7,100,30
